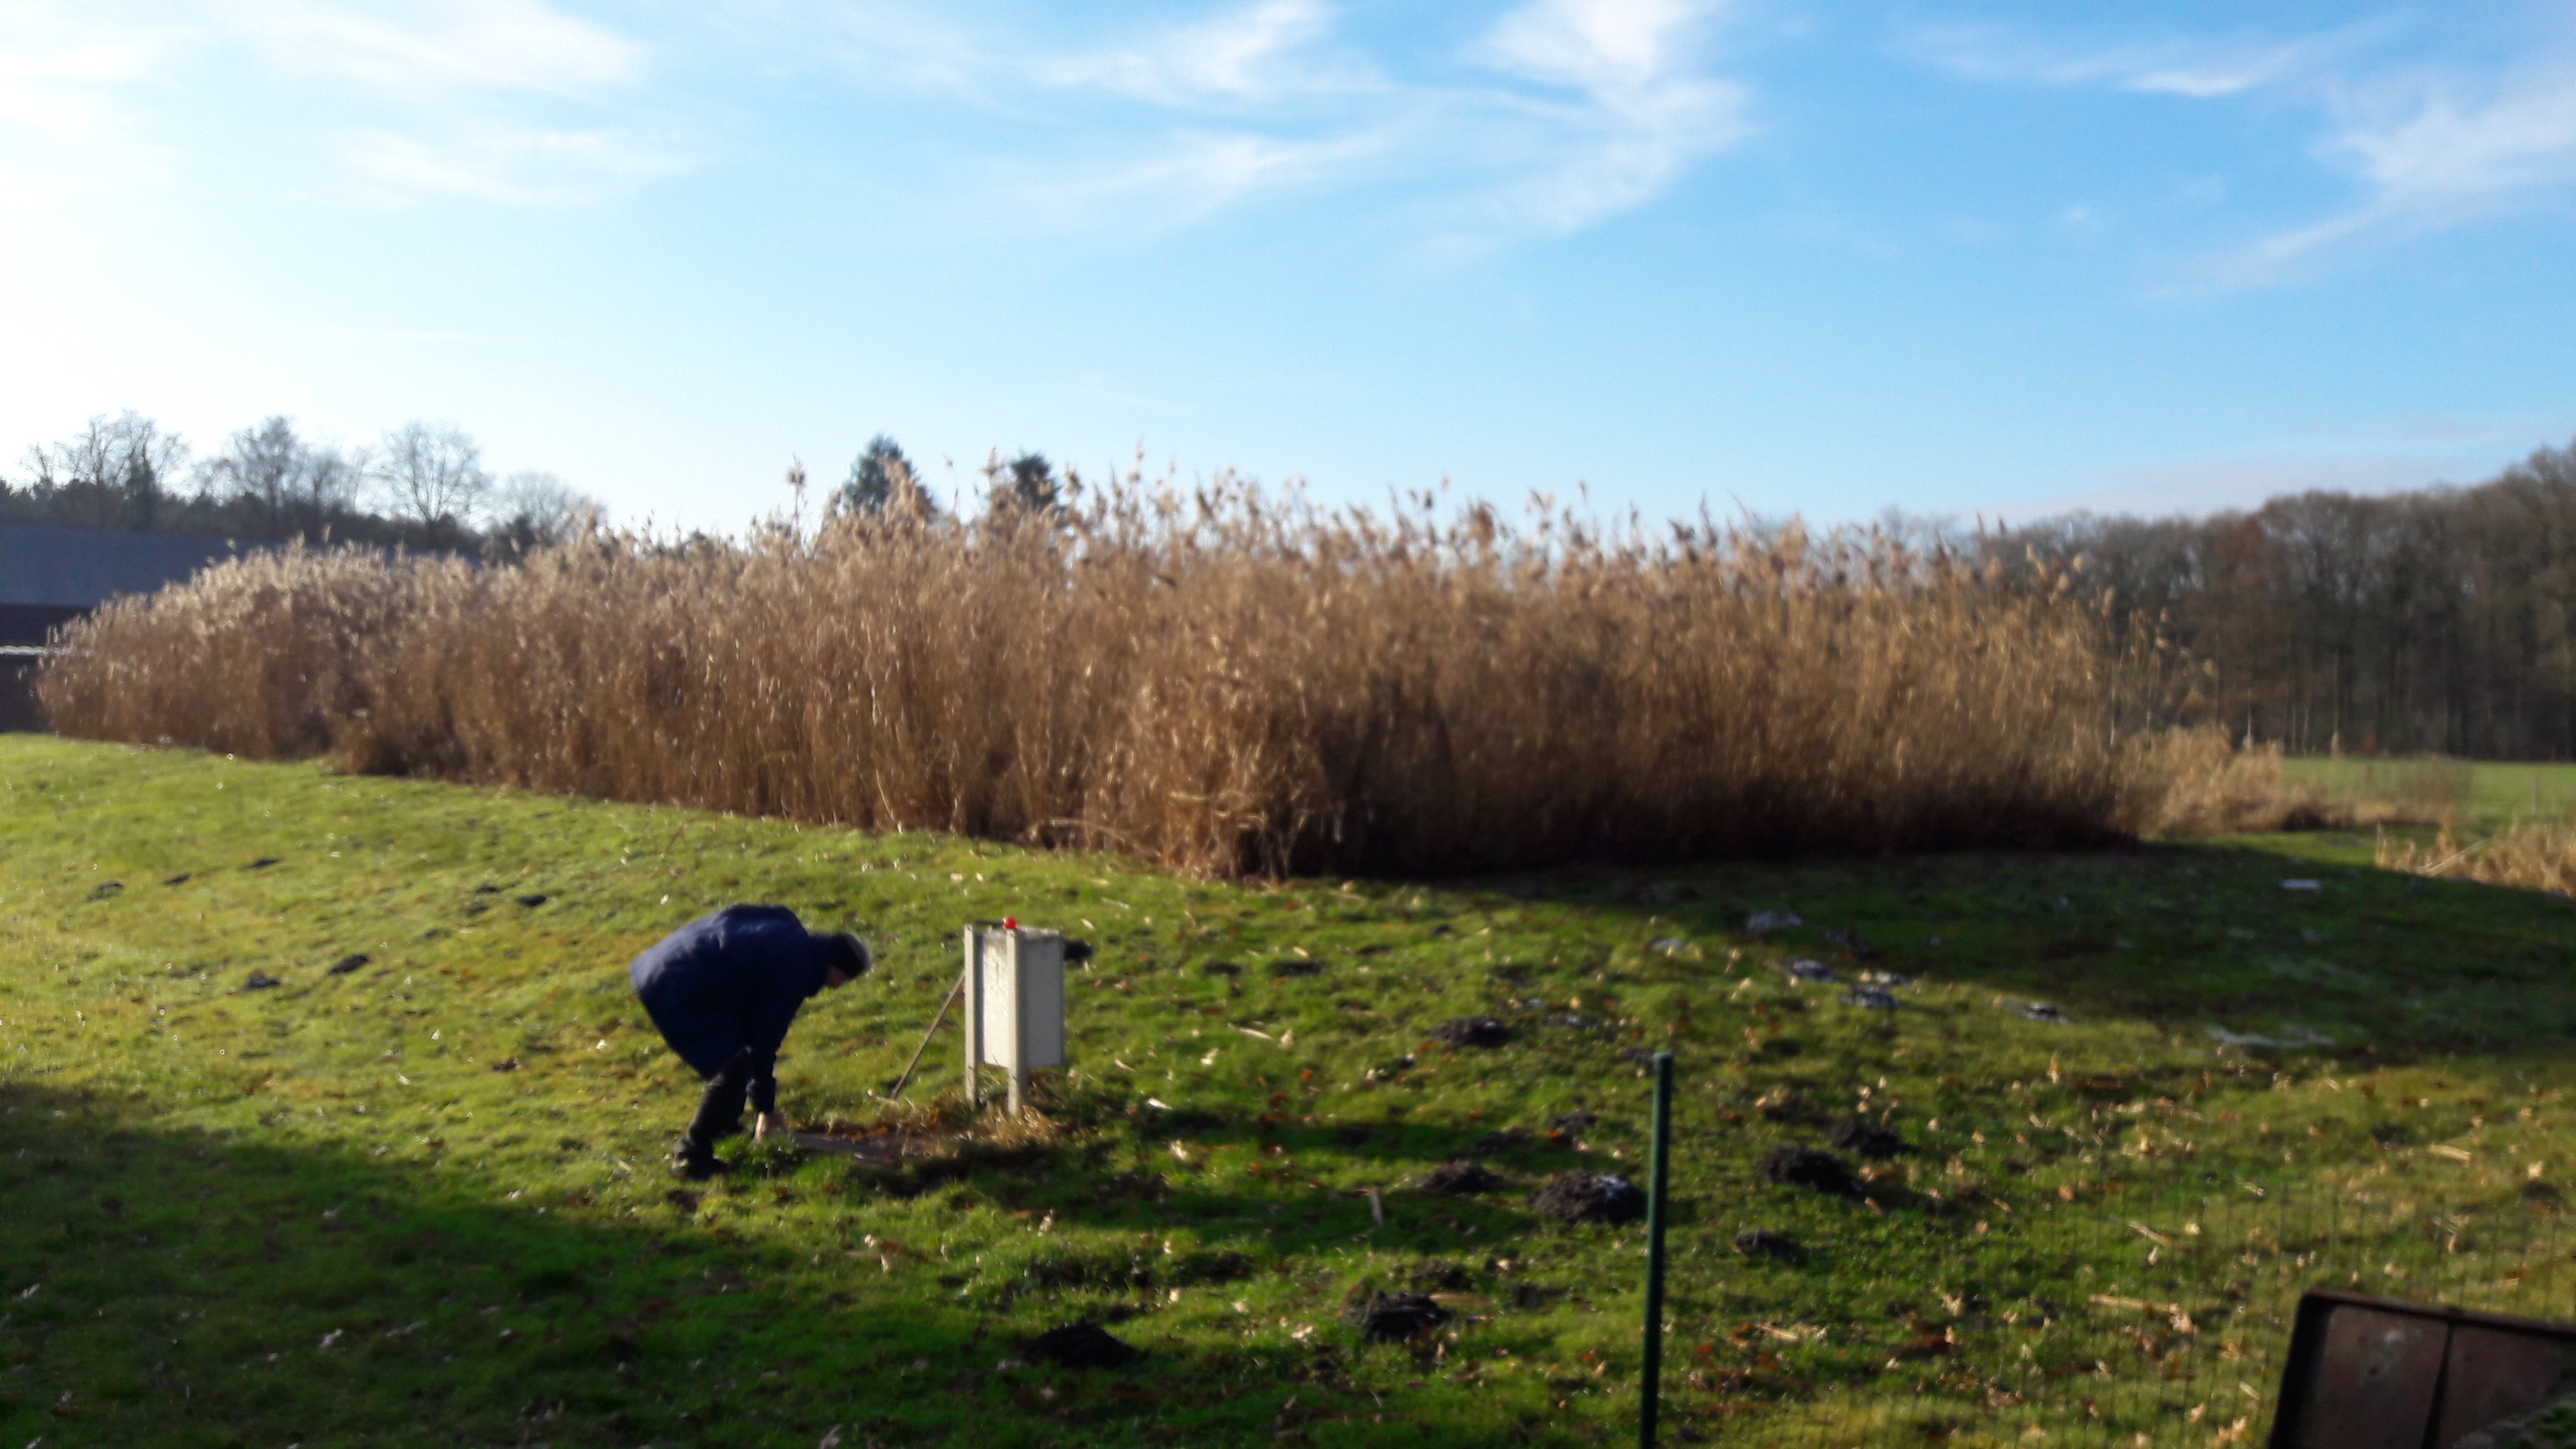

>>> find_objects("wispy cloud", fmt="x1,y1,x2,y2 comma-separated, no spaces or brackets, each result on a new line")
2210,45,2576,285
1474,0,1751,233
1019,127,1388,229
1898,14,2576,286
2,2,1755,233
0,21,168,139
341,122,682,207
0,2,192,213
0,0,677,209
1485,0,1712,92
793,0,1754,243
1893,22,2361,100
227,0,644,97
1039,0,1357,107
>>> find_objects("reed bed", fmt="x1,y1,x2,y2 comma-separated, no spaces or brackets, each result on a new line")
2378,822,2576,894
2138,729,2422,837
39,484,2159,878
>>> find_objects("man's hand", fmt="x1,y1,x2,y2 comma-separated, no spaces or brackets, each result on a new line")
753,1111,789,1141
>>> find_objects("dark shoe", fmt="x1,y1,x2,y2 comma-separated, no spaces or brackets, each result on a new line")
669,1140,728,1181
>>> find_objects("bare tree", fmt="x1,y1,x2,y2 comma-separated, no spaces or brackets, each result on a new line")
373,421,491,535
14,411,188,530
296,444,368,532
488,469,605,555
198,415,322,539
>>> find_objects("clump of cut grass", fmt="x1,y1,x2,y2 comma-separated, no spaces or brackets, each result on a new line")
2378,820,2576,893
39,482,2159,877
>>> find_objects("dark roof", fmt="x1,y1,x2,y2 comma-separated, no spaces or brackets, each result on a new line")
0,524,263,610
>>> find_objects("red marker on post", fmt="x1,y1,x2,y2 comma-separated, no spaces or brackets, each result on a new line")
1003,916,1018,932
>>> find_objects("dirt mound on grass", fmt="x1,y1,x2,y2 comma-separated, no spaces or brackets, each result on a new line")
1407,1259,1474,1292
1415,1161,1506,1196
1757,1146,1858,1197
1827,1120,1908,1159
1340,1290,1450,1341
1428,1017,1509,1048
1531,1171,1646,1224
1732,1228,1805,1262
1027,1320,1141,1368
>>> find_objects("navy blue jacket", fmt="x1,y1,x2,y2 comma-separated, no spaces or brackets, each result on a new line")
630,905,835,1115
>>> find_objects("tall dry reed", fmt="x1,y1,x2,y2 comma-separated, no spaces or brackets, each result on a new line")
2377,822,2576,894
40,483,2160,877
2135,728,2429,836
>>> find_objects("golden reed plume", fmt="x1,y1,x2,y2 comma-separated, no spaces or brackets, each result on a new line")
40,481,2170,878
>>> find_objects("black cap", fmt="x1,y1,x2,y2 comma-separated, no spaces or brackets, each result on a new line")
823,932,872,978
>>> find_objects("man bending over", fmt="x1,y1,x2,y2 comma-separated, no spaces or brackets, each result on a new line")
630,904,871,1179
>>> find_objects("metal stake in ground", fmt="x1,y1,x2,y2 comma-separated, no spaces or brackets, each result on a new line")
1641,1050,1675,1448
883,973,964,1100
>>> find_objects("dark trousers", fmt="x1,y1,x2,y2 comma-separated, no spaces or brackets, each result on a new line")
680,1047,756,1153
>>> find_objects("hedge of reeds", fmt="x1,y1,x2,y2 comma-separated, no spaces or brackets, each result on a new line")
37,485,2159,877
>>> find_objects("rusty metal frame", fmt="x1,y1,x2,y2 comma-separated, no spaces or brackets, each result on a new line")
2269,1289,2576,1449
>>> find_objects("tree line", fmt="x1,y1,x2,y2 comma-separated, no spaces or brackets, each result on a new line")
1999,439,2576,760
4,412,1077,555
1,411,603,559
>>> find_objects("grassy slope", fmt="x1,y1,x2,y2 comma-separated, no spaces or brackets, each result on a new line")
4,736,2574,1448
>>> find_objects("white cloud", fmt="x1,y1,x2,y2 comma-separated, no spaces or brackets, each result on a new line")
0,29,165,139
720,1,991,100
1893,23,2350,100
885,0,1757,243
228,0,643,98
0,0,668,212
1485,0,1707,93
340,122,681,206
2208,51,2576,285
3,1,1755,235
1473,0,1751,233
1040,0,1354,106
1018,127,1387,230
2323,66,2576,217
0,3,188,213
1901,16,2576,286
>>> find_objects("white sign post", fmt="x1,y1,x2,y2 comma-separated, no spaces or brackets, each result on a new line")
962,923,1066,1115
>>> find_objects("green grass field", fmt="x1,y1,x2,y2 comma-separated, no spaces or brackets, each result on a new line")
2282,755,2576,827
5,736,2575,1447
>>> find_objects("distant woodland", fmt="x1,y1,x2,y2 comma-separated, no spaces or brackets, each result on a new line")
0,411,602,561
2003,440,2576,760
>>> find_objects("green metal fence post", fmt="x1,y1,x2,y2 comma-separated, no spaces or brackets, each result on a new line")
1641,1050,1675,1448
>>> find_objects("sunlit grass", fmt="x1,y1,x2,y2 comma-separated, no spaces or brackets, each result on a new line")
6,738,2575,1445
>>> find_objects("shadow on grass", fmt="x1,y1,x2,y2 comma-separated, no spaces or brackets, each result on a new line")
0,1081,1571,1449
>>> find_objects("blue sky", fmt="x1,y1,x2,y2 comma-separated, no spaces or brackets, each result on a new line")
4,0,2574,535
